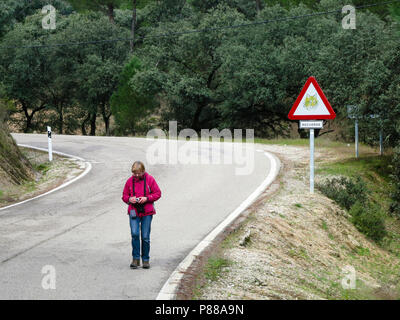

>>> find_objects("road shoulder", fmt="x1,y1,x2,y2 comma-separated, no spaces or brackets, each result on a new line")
0,146,87,210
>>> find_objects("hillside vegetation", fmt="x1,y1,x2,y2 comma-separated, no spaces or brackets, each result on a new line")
190,142,400,300
0,104,34,191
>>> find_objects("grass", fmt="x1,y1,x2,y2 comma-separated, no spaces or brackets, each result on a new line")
0,177,39,203
326,279,376,300
316,155,393,182
204,257,231,281
219,214,258,250
320,220,336,240
288,247,310,261
34,162,52,174
317,155,393,207
254,137,348,148
356,246,370,257
192,255,232,299
295,269,385,300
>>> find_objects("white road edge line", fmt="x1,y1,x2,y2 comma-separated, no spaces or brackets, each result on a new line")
0,144,92,212
156,150,281,300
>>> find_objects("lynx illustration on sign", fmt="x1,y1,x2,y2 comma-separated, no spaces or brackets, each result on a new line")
288,76,336,120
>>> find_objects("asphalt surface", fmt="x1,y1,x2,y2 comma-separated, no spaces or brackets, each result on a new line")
0,133,272,299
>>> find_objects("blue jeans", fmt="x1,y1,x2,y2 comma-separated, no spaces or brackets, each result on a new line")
129,214,153,261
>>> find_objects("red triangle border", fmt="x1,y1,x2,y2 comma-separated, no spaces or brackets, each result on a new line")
288,76,336,120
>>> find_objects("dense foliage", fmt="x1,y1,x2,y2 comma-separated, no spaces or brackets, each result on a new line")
316,176,369,211
0,0,398,137
317,176,387,242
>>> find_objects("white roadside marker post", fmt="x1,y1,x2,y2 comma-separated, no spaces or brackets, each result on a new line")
47,126,53,162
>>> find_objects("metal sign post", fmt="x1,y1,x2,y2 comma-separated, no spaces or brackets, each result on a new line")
300,121,323,194
310,128,315,194
288,77,336,194
47,126,53,162
378,117,383,156
355,119,359,158
347,105,359,158
347,106,384,158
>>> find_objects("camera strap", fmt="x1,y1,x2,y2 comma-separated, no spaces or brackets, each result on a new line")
131,174,146,198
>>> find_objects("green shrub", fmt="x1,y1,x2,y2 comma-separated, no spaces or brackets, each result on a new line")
316,176,369,211
204,257,230,282
349,201,387,242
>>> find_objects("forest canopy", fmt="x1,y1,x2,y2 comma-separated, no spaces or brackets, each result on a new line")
0,0,398,141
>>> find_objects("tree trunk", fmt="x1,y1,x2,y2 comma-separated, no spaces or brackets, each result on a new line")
191,63,221,131
81,112,91,136
130,0,137,53
24,114,33,133
100,102,112,136
58,106,64,134
90,111,97,136
107,4,115,23
21,101,45,133
104,116,110,136
255,0,261,14
191,104,204,132
21,102,32,133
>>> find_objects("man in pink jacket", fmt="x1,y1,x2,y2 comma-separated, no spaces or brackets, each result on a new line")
122,161,161,269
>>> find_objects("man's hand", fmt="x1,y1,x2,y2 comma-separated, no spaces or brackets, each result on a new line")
137,197,147,204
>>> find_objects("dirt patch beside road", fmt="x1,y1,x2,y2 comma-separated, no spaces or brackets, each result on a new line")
0,147,86,208
177,144,400,300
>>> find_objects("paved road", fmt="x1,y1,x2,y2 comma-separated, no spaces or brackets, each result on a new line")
0,134,273,299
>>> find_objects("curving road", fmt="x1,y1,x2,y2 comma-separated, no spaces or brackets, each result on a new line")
0,133,276,299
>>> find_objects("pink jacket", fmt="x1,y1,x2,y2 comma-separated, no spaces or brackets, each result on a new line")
121,172,162,217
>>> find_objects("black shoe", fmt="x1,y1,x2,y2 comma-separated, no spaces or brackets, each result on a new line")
142,260,150,269
130,259,140,269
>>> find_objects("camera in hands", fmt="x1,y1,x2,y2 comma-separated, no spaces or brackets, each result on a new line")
134,198,145,214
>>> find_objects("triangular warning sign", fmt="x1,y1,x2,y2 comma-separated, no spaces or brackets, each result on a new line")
288,77,336,120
